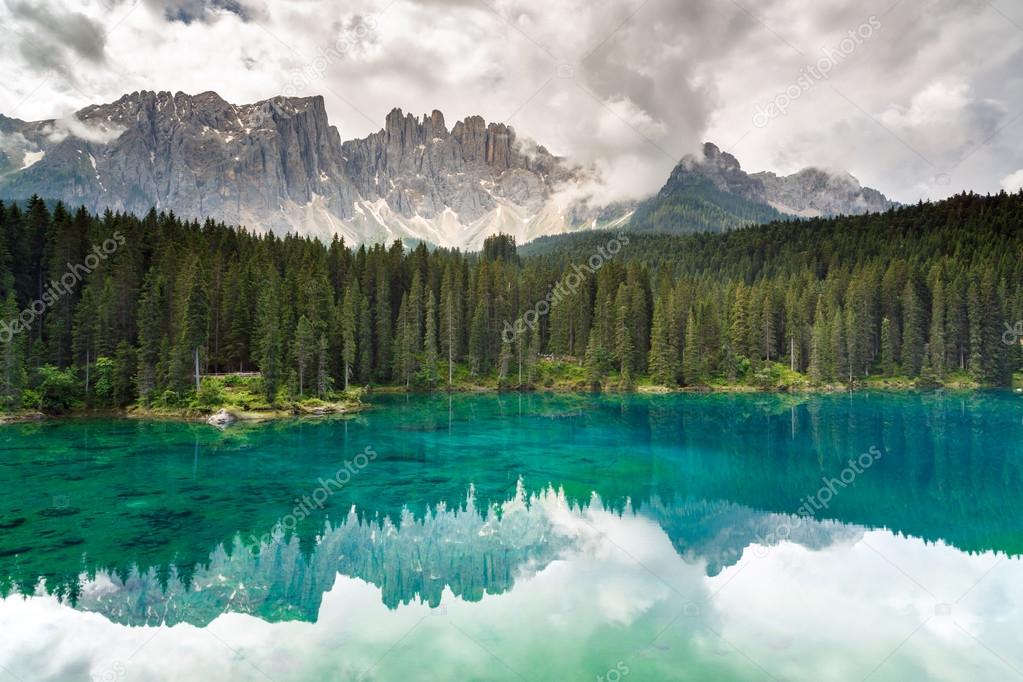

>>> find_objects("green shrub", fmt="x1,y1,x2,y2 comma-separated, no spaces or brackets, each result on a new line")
154,389,182,408
35,365,78,413
195,377,226,408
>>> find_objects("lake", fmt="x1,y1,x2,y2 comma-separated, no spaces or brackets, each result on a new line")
1,391,1022,681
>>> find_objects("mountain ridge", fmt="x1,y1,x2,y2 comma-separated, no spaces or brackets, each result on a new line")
0,91,896,247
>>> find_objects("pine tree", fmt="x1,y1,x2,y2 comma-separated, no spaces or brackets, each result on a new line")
968,274,984,380
340,279,358,391
497,336,513,387
423,289,439,387
526,322,541,384
112,340,136,407
901,280,926,377
614,284,635,388
468,303,488,376
357,288,373,385
730,284,749,360
761,285,777,362
928,270,946,377
831,307,849,383
440,263,461,387
683,308,702,385
255,276,284,403
583,330,608,389
317,334,330,398
408,271,424,356
809,310,826,384
135,273,169,402
374,264,392,381
880,317,895,375
918,342,940,388
0,293,25,408
393,292,415,388
178,265,209,393
648,292,677,386
294,315,316,396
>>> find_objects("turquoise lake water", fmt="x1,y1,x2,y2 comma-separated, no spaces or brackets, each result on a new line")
1,391,1022,681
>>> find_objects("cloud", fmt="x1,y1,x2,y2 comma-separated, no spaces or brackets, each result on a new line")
143,0,259,24
1002,169,1023,193
0,0,1020,204
0,130,39,172
5,0,108,64
43,116,127,144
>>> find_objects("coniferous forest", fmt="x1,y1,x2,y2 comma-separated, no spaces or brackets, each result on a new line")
0,191,1021,413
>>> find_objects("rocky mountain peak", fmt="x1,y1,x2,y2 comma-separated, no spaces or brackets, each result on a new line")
668,141,766,203
751,166,897,217
0,92,897,248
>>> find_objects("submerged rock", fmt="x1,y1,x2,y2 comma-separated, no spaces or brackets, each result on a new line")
206,409,235,428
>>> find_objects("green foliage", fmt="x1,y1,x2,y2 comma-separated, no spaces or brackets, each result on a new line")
92,356,117,404
195,377,226,408
35,365,78,413
629,178,784,235
0,189,1019,413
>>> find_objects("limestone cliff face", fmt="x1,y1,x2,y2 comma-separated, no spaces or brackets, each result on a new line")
0,92,895,246
340,107,569,223
0,91,357,231
752,167,898,217
0,92,610,247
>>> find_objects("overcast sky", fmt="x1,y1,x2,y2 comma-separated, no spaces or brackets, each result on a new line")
1,0,1021,203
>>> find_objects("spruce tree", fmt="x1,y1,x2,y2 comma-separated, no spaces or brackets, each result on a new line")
374,264,392,381
614,284,635,388
901,280,926,377
583,331,607,389
683,308,702,385
424,289,439,387
831,307,849,383
357,288,373,385
526,322,541,385
648,293,676,386
928,270,946,376
255,277,284,403
0,293,25,408
317,334,330,398
294,315,316,397
340,279,358,391
880,317,895,375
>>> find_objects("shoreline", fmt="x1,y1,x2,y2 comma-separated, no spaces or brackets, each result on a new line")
2,380,1017,425
0,399,367,426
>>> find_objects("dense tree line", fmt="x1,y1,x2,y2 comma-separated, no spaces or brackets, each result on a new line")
0,191,1020,411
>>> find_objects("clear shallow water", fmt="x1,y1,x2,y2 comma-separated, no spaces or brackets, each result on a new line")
1,391,1022,681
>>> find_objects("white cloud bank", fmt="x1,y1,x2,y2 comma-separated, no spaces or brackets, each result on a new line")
0,0,1021,203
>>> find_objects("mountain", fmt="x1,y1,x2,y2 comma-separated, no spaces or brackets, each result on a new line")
0,91,628,249
752,166,899,217
628,142,897,235
0,93,895,246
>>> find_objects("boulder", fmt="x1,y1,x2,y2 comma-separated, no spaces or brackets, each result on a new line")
207,408,235,427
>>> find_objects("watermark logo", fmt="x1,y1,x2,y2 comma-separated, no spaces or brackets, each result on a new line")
252,15,378,128
0,231,125,343
91,660,126,682
596,661,630,682
753,445,883,556
248,446,377,552
502,232,629,343
1002,321,1023,345
752,16,881,128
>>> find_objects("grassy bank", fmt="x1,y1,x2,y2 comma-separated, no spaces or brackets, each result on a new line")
1,374,367,424
3,363,1018,425
371,358,1006,394
128,374,368,423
